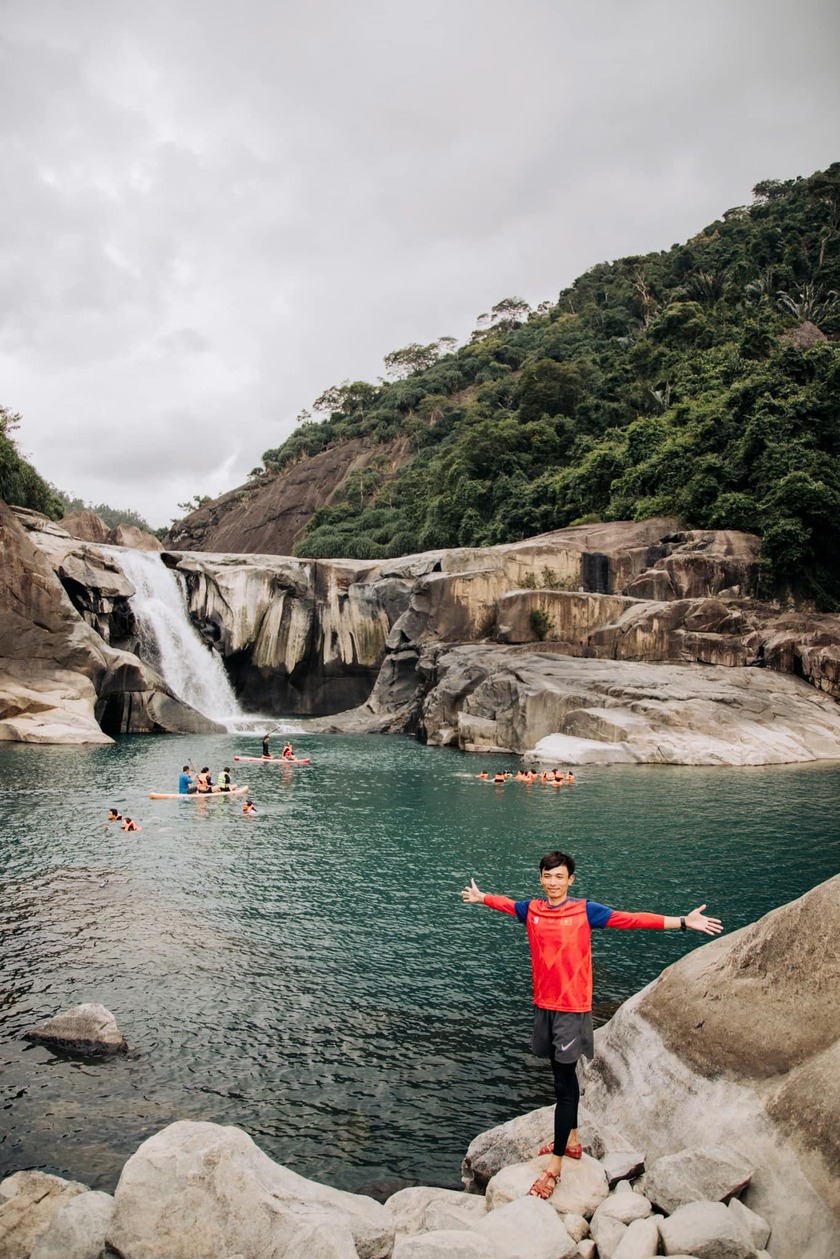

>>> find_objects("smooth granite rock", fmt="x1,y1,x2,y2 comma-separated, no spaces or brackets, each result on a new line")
582,876,840,1259
106,1120,394,1259
486,1155,609,1220
29,1190,114,1259
0,1171,90,1259
658,1200,755,1258
474,1194,578,1258
645,1147,754,1215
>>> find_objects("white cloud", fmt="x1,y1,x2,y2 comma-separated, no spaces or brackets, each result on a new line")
1,0,838,526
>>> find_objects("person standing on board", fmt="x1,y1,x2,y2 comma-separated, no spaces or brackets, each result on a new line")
262,733,273,759
461,850,723,1201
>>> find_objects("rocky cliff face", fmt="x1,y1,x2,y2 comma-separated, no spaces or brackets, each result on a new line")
580,874,840,1259
0,505,221,742
7,507,840,758
165,435,410,555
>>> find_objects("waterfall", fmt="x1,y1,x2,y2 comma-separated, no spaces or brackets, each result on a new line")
111,547,242,726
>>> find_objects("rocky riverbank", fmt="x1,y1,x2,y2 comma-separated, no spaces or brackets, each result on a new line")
3,875,837,1258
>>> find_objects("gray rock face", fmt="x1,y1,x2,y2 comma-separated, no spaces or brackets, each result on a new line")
59,509,110,543
611,1214,661,1259
0,505,223,743
473,1195,579,1258
486,1156,609,1220
589,1211,628,1259
106,1120,394,1259
392,1231,496,1259
645,1147,753,1216
385,1186,487,1238
461,1104,555,1192
24,1003,127,1055
418,645,840,764
0,1170,90,1259
10,505,840,750
29,1189,114,1259
582,875,840,1259
593,1192,653,1225
658,1200,755,1258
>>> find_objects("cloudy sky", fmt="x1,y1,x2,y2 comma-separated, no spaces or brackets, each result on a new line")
2,0,838,528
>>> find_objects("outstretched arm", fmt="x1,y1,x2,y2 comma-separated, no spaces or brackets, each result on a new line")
461,878,487,904
665,904,723,935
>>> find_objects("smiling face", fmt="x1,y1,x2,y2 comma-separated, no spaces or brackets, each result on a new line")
539,863,574,905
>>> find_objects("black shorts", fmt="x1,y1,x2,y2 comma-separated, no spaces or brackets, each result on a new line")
532,1008,594,1063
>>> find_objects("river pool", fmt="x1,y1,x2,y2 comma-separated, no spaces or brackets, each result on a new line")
1,733,838,1194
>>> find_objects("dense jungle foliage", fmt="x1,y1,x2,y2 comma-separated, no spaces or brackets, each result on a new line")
259,164,840,608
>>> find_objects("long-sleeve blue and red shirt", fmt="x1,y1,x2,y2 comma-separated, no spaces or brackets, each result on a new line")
484,894,664,1012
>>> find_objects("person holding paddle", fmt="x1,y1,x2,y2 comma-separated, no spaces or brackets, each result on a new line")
461,850,723,1202
262,732,273,759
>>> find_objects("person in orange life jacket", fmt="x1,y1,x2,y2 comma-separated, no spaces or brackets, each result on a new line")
461,850,722,1201
122,817,140,832
195,767,214,793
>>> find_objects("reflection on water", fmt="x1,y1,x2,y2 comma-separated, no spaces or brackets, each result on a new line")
1,733,838,1193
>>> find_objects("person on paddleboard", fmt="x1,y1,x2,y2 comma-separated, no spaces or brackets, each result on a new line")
281,742,294,761
262,733,273,758
179,766,196,794
461,850,722,1203
218,767,233,793
195,767,214,793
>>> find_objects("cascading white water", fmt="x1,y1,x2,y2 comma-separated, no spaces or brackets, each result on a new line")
111,547,242,726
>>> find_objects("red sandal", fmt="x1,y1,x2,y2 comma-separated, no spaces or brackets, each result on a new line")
528,1168,559,1199
537,1140,583,1159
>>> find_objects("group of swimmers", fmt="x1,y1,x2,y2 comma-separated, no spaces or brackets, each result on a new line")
106,808,140,831
477,768,575,786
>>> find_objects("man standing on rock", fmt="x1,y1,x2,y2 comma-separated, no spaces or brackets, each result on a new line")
461,850,722,1200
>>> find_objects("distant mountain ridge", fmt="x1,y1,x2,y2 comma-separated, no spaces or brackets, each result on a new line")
165,162,840,608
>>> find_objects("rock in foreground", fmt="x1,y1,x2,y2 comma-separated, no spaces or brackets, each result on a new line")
106,1120,394,1259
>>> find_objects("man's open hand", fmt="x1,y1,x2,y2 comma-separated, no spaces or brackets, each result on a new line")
461,878,485,904
685,904,723,935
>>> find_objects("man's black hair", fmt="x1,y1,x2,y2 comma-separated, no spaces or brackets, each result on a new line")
182,765,190,771
539,850,575,875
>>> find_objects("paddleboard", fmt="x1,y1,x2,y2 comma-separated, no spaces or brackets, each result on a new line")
148,785,250,799
234,756,311,765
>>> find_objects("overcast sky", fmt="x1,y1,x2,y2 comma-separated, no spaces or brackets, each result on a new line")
2,0,838,528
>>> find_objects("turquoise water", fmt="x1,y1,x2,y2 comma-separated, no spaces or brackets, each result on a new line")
1,733,838,1195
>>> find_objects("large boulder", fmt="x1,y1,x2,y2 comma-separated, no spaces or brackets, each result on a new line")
59,509,110,543
582,875,840,1259
105,523,163,550
485,1156,609,1219
0,1170,90,1259
106,1120,394,1259
29,1189,114,1259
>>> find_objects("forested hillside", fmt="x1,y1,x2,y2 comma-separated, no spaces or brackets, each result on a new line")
251,164,840,607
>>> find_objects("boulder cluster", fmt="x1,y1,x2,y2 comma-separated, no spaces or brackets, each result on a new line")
0,1117,773,1259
